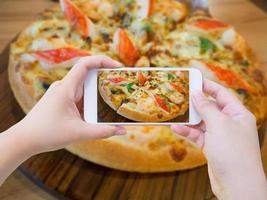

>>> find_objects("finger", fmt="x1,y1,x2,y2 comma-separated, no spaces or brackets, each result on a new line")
78,122,127,140
192,90,223,124
188,121,206,132
196,133,204,148
63,55,122,90
203,79,245,110
171,125,203,143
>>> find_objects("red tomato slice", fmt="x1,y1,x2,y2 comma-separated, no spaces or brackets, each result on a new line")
191,19,229,30
114,28,140,66
109,77,127,83
33,47,89,64
154,95,170,112
61,0,93,38
137,72,147,86
206,63,254,92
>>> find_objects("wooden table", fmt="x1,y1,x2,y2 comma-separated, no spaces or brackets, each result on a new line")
0,0,267,199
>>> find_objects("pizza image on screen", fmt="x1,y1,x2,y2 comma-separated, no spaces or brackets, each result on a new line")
8,0,267,172
98,70,189,123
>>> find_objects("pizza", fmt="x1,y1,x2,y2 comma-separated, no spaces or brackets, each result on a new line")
98,70,189,122
8,0,267,172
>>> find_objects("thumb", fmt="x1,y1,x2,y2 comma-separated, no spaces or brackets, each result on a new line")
192,91,222,125
78,122,127,140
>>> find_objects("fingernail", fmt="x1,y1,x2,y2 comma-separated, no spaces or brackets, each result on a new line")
115,126,127,135
192,90,205,102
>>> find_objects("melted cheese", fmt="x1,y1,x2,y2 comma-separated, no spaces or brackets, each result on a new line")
167,31,201,58
30,38,67,51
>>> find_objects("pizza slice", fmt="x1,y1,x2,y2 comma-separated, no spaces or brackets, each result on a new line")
117,87,184,122
98,70,139,110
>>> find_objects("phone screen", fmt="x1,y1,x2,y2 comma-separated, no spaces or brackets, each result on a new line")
97,69,190,123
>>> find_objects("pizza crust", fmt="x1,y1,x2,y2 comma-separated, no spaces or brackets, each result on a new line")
8,51,36,113
66,138,206,172
117,103,177,122
98,83,119,110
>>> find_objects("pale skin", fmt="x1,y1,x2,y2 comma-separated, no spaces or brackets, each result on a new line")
0,56,266,200
0,55,126,185
171,80,267,200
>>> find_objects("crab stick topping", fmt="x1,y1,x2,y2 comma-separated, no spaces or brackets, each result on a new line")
170,83,187,93
205,63,254,92
136,0,155,19
137,71,147,86
113,28,140,66
154,95,170,113
32,47,90,69
190,18,229,31
60,0,96,38
109,77,127,83
191,60,254,92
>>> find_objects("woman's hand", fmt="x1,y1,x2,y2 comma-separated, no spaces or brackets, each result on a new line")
11,55,126,155
0,55,127,185
171,79,267,200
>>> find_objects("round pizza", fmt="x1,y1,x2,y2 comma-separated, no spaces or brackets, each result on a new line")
8,0,267,172
98,70,189,122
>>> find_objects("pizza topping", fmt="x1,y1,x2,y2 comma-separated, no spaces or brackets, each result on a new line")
32,47,90,69
205,63,255,92
60,0,96,38
97,1,113,18
33,47,89,64
154,1,187,22
154,94,170,113
109,77,128,83
167,31,201,58
190,18,229,31
110,89,122,95
240,60,250,67
167,73,176,80
136,0,154,19
236,88,248,98
137,72,147,86
121,13,133,28
30,37,67,51
135,56,150,67
200,37,217,54
170,83,187,94
42,82,51,91
126,82,135,92
113,28,140,66
221,28,237,47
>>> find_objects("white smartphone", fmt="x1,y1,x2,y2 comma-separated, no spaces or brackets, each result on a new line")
84,68,202,125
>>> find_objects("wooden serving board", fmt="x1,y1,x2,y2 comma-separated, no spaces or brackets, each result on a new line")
0,40,215,200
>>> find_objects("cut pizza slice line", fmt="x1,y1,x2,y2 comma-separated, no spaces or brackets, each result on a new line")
32,47,90,70
113,28,140,66
60,0,97,39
